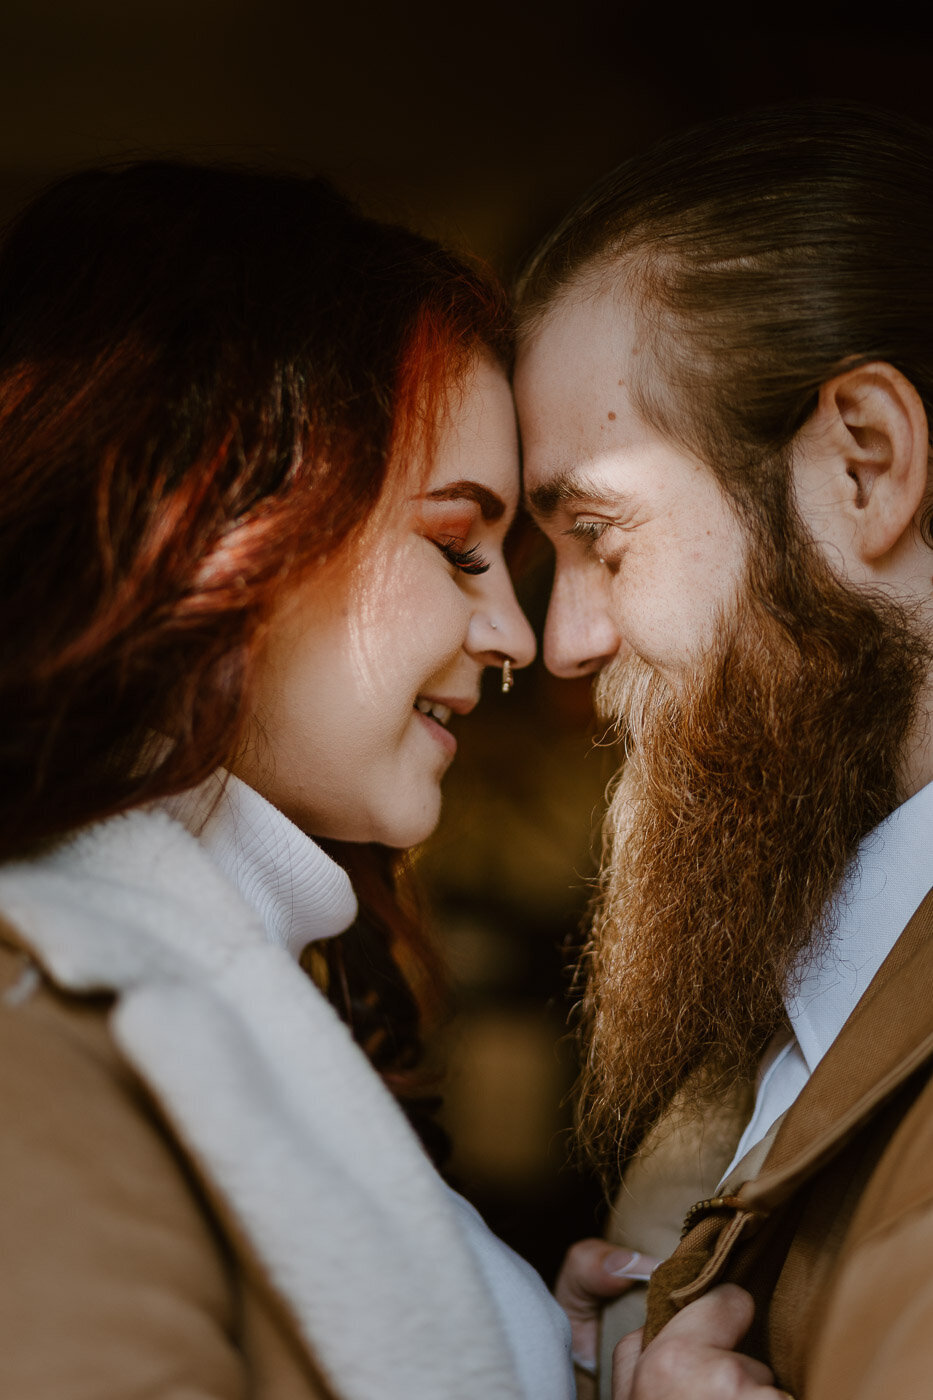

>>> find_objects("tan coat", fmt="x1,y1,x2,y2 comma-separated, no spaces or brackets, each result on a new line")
600,887,933,1399
0,937,336,1399
0,807,567,1399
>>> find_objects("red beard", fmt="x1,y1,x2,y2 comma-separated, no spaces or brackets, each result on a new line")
575,531,928,1177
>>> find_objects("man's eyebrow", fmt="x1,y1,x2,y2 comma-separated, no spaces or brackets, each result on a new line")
526,470,630,521
424,481,506,522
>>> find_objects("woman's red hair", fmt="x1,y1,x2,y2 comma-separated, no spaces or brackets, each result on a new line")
0,162,510,847
0,162,511,1126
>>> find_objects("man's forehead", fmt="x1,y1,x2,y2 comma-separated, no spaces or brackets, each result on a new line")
516,294,644,462
517,367,655,520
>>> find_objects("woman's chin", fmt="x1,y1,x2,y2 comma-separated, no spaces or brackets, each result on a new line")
267,777,445,850
370,790,443,851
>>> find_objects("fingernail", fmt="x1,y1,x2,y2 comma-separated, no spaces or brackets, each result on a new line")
605,1249,653,1280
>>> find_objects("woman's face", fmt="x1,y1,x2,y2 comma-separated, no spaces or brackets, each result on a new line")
236,358,536,847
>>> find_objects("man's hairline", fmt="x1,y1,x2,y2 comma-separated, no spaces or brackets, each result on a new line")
515,251,636,352
516,246,711,462
517,254,746,532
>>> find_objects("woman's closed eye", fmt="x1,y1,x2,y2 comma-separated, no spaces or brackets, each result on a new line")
436,537,491,576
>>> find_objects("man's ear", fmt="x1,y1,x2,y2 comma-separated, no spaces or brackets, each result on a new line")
795,361,930,566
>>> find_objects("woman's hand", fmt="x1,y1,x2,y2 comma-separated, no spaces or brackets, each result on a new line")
612,1285,792,1399
555,1237,660,1373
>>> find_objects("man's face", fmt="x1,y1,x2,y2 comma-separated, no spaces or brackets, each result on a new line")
514,285,927,1169
514,287,748,687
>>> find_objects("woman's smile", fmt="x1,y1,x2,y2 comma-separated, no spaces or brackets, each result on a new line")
414,700,458,757
236,359,535,847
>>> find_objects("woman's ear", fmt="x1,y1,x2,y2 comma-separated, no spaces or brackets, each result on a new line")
794,361,930,568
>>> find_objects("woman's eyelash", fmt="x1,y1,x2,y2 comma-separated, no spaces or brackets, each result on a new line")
437,539,491,575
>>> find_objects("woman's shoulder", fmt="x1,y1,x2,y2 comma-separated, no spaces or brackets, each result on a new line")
0,925,209,1216
0,806,270,994
0,926,116,1070
0,928,252,1397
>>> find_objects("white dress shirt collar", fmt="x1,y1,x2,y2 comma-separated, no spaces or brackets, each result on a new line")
723,778,933,1182
788,777,933,1074
160,769,358,958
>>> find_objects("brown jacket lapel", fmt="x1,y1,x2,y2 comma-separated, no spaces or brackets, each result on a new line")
643,886,933,1377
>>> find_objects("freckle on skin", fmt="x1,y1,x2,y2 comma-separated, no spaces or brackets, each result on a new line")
608,411,617,420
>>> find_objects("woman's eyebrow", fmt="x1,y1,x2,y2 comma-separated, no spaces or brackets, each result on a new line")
424,481,506,522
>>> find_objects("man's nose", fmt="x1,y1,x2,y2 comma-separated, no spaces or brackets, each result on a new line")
543,565,620,678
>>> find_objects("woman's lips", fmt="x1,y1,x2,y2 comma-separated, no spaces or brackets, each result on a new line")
413,694,473,758
414,704,458,756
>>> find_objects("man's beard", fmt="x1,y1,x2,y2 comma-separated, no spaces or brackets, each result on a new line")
576,523,930,1177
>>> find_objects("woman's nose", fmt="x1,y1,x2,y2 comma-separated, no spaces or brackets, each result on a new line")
503,598,537,670
544,564,620,678
468,568,537,670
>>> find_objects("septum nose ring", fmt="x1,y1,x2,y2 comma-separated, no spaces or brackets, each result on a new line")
488,621,514,693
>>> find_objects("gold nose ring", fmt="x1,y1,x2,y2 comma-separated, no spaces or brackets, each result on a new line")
501,658,514,694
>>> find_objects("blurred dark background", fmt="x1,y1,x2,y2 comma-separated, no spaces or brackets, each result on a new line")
5,0,933,1283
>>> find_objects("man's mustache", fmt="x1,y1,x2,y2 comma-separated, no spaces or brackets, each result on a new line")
592,651,674,736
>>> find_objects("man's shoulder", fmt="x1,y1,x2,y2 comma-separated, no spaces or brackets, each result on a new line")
843,1057,933,1248
803,1064,933,1399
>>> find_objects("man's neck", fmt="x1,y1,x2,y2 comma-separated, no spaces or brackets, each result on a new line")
898,671,933,800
